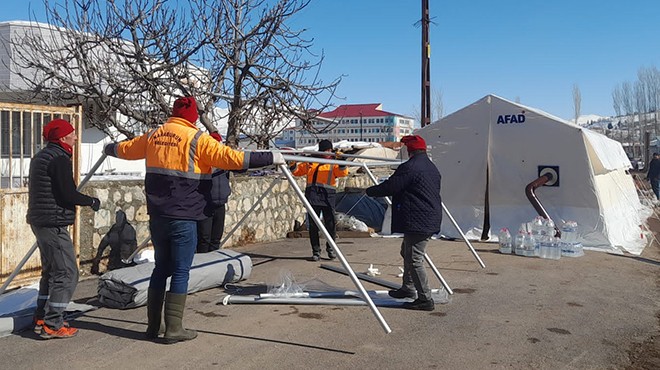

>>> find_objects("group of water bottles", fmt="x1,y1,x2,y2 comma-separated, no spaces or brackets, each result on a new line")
498,216,584,259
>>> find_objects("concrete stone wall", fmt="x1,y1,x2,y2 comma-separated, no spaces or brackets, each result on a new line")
78,172,381,273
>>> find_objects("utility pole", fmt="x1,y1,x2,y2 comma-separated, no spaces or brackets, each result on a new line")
421,0,431,127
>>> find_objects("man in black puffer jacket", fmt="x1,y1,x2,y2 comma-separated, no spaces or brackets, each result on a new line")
27,119,101,339
366,135,441,311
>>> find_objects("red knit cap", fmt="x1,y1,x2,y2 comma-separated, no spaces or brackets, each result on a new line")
43,119,74,142
172,96,199,123
401,135,427,152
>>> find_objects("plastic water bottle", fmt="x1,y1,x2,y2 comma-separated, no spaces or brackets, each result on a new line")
522,232,537,257
530,217,545,255
498,228,512,254
531,217,545,238
560,221,584,257
538,234,549,259
549,236,562,260
514,230,525,255
561,221,578,243
544,218,556,238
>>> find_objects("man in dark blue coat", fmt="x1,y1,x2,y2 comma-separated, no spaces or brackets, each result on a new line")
366,135,442,311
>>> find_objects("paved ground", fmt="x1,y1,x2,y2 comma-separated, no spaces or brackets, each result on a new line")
1,227,659,370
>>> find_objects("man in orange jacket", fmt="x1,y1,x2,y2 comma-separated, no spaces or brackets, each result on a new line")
290,139,349,261
104,96,284,343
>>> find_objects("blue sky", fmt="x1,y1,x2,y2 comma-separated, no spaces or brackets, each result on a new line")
3,1,660,121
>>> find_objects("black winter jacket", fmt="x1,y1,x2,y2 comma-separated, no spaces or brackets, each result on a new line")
26,142,95,227
203,169,232,216
366,152,442,234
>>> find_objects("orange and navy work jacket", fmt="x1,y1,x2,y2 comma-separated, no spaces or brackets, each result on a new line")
291,159,349,207
105,117,271,220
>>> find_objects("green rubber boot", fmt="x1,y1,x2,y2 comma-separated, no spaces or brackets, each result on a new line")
145,288,166,340
163,292,198,344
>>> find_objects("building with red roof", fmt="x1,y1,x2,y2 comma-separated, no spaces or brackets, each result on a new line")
292,103,415,147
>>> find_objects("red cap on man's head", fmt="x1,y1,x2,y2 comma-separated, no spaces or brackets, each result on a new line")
172,96,199,123
43,119,74,142
401,135,426,152
210,132,222,142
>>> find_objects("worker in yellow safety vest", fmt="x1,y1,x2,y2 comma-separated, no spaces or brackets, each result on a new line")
104,96,284,343
290,139,349,261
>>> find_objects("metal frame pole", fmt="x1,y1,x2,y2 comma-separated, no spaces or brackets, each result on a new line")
121,237,152,265
281,154,395,168
441,202,486,268
218,177,282,249
278,163,392,334
361,163,485,269
123,176,283,264
361,164,453,294
281,149,403,163
1,153,108,295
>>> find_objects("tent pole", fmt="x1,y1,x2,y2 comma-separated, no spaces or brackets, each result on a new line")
1,153,108,295
281,149,403,163
361,164,454,293
278,163,392,334
281,154,394,168
218,177,282,249
361,163,485,269
123,176,284,264
121,237,152,264
440,202,486,268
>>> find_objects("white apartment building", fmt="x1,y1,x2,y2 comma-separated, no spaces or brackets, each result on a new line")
292,103,415,147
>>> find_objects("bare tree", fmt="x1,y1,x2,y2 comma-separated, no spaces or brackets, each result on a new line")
620,81,635,145
190,0,342,148
636,66,660,136
431,87,444,122
612,84,622,117
572,84,581,125
412,87,443,125
634,80,647,143
7,0,341,147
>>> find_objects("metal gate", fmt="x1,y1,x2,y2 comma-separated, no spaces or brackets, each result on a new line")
0,102,81,288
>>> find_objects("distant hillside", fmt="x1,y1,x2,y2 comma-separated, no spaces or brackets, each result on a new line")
568,114,609,127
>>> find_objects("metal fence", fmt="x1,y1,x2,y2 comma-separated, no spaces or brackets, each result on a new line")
0,102,81,189
0,102,81,287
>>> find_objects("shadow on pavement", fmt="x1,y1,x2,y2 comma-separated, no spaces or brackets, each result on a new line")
608,253,660,267
194,328,356,355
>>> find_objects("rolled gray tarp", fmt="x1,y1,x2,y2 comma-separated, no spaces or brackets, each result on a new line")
98,249,252,309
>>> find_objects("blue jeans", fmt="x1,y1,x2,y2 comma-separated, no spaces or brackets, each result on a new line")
148,216,197,294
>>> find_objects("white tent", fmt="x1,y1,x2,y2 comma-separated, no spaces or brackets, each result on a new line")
416,94,650,255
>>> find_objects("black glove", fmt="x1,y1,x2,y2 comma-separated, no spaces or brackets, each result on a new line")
91,198,101,211
103,143,116,157
90,261,100,275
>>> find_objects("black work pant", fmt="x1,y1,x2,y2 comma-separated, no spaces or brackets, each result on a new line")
308,204,336,255
31,225,78,330
196,204,226,253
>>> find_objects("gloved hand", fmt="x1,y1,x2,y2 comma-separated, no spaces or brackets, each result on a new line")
335,151,344,160
91,198,101,211
90,261,100,275
103,143,116,157
272,152,286,166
